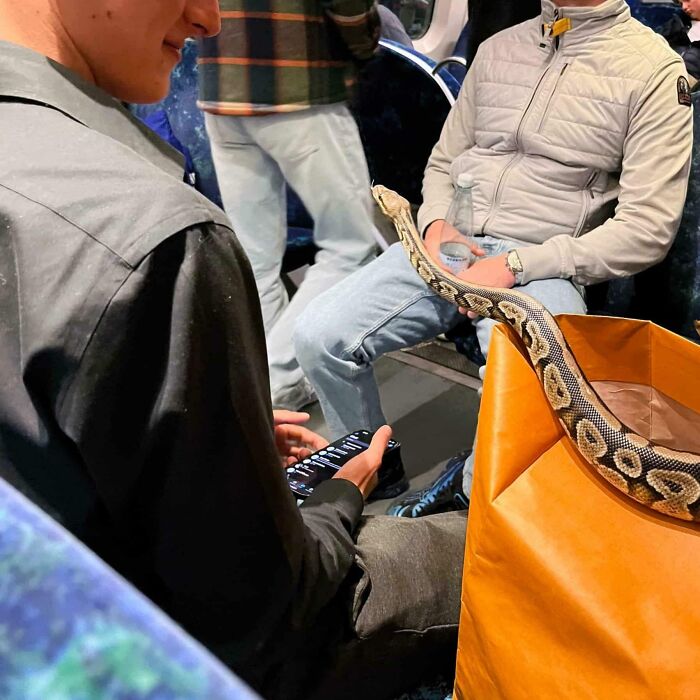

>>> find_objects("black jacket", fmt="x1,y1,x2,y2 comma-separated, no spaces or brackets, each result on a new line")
657,11,700,81
0,41,364,698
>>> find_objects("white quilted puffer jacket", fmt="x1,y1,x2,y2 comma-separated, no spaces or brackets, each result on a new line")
418,0,693,286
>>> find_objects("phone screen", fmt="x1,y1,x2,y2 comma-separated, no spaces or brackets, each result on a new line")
286,430,398,499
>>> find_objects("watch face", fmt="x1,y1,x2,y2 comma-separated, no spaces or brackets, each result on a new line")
507,251,523,273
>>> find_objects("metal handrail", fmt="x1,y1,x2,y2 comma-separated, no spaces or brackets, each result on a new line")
432,55,467,75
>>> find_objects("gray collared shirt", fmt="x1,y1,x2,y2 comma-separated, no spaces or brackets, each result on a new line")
0,40,362,693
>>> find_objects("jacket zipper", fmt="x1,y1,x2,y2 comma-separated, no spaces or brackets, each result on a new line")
539,63,569,132
479,64,553,234
574,171,598,237
515,64,553,146
478,153,522,235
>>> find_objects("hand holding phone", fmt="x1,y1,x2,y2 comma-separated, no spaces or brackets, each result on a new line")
286,426,395,501
333,426,393,500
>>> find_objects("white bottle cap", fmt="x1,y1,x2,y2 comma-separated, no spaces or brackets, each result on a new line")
457,173,474,188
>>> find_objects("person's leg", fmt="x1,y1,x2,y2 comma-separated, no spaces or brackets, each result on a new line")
204,113,288,336
294,243,463,439
307,511,468,700
252,104,378,400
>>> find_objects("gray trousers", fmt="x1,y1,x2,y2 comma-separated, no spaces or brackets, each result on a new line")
296,511,467,700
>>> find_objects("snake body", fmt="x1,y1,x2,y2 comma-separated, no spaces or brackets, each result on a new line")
372,185,700,523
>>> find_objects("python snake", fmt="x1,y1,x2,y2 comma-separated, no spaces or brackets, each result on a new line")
372,185,700,523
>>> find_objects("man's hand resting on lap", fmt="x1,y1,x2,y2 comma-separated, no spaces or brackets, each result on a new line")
456,253,516,318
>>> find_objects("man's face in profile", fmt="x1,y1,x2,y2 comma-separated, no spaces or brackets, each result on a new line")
55,0,220,103
681,0,700,21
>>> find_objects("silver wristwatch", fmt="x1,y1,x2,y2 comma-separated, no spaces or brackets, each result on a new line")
505,250,524,284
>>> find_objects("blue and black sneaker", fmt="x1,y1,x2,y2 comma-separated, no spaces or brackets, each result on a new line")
386,450,471,517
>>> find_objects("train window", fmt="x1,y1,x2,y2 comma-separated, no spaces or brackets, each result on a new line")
381,0,436,40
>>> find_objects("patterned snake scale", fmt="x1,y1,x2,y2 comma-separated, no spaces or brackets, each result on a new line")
372,185,700,523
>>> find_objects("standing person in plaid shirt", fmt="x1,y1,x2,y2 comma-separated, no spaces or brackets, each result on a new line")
198,0,381,412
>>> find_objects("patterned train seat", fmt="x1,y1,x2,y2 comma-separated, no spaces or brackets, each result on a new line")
0,476,258,700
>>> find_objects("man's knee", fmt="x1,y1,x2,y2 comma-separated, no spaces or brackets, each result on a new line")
294,295,347,373
521,277,587,316
352,512,467,637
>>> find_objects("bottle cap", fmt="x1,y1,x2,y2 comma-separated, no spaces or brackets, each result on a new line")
456,172,474,188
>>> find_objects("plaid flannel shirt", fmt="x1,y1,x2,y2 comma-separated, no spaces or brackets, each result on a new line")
197,0,380,116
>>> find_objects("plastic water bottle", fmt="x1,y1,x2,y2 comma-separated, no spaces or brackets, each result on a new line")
440,173,475,274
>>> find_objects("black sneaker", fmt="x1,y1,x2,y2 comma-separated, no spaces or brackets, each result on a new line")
367,456,409,501
386,450,471,517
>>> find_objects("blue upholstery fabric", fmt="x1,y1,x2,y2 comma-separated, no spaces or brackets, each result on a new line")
141,109,197,186
131,42,222,208
626,0,677,29
453,22,470,62
0,477,258,700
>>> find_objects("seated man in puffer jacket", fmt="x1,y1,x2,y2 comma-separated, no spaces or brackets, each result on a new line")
294,0,694,517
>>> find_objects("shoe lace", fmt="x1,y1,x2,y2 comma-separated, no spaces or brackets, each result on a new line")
411,492,438,516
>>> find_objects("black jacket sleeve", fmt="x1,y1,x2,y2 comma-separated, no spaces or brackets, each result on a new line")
57,223,363,675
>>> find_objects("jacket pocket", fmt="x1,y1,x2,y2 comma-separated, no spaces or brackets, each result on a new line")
573,172,599,238
539,63,569,133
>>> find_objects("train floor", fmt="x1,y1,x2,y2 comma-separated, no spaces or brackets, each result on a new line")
303,353,481,515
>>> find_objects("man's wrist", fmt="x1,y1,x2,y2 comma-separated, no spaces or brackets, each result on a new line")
423,219,444,239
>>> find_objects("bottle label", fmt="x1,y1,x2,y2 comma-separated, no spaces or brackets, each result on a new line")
439,242,474,275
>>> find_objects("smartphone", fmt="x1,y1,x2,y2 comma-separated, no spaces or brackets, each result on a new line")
286,429,401,500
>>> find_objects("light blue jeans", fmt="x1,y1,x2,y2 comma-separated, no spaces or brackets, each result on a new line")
205,104,378,403
294,236,587,495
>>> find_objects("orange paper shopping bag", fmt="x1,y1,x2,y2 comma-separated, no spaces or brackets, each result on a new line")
454,315,700,700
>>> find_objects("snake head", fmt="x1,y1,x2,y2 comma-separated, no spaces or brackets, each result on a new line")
371,185,410,218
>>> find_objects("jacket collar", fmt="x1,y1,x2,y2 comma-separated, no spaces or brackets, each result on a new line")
0,40,184,181
540,0,631,50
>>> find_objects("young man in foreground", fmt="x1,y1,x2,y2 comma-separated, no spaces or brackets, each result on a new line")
0,2,465,697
